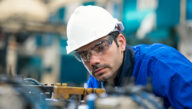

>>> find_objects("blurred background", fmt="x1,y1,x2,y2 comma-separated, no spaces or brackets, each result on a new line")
0,0,191,86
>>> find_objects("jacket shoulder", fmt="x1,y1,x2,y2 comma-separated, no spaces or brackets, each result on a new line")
132,43,178,59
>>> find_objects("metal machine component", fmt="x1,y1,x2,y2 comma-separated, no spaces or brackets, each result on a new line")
0,75,52,109
93,85,164,109
53,83,105,101
0,76,164,109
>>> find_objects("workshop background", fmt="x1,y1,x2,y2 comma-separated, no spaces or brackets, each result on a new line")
0,0,191,86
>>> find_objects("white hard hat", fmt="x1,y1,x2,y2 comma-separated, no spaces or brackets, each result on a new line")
66,5,124,54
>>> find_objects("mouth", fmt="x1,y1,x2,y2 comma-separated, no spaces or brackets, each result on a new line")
93,67,105,77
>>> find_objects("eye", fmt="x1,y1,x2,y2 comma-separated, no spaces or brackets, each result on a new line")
79,51,88,59
96,45,105,53
94,41,106,53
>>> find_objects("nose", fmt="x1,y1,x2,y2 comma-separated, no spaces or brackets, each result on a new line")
89,53,101,67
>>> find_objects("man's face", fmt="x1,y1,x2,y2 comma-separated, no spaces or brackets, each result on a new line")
76,34,126,82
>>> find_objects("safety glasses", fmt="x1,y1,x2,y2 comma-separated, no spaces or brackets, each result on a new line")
74,31,119,62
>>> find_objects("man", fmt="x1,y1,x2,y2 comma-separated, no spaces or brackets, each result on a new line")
66,5,192,108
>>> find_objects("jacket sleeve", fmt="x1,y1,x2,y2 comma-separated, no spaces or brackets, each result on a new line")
148,46,192,108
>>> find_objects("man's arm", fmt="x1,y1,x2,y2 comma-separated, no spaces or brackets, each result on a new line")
149,46,192,108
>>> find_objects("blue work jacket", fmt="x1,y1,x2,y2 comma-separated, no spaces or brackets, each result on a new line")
87,43,192,109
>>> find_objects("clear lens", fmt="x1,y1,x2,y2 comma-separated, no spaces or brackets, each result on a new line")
74,35,115,62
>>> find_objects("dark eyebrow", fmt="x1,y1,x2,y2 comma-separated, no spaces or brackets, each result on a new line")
91,40,105,49
76,50,87,54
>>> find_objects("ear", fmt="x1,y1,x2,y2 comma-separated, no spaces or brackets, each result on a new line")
117,34,126,52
